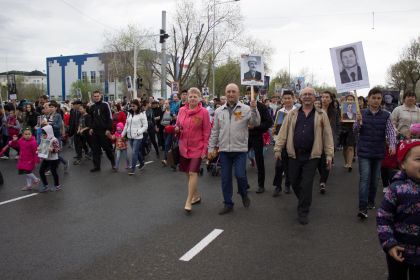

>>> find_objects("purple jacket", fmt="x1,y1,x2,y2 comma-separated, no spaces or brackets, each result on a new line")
377,171,420,265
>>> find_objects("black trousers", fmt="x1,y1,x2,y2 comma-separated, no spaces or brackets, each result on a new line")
147,127,159,154
386,254,420,280
317,153,329,184
39,159,59,186
74,133,90,159
157,126,164,149
273,148,291,190
288,157,319,217
91,131,115,169
248,136,265,188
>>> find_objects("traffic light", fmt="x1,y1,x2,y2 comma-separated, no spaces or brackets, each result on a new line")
136,77,143,89
159,29,169,43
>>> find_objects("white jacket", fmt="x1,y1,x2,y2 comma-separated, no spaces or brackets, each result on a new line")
122,112,148,139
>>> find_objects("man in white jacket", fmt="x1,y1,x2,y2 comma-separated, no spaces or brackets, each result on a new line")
208,83,261,215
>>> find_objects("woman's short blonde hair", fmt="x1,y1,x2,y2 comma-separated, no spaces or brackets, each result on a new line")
188,87,202,97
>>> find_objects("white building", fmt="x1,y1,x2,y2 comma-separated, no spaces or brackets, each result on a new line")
46,52,169,101
0,70,47,89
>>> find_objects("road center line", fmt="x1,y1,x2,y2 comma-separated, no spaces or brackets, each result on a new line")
179,229,224,262
0,193,39,206
144,161,154,165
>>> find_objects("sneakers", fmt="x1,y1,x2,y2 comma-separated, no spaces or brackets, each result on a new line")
128,169,135,175
367,203,376,210
90,168,100,172
357,210,368,219
0,155,9,160
284,185,291,194
73,159,81,165
298,216,309,225
51,185,62,192
32,178,40,187
161,160,167,166
383,187,388,193
45,170,52,176
39,185,49,193
319,183,326,194
256,187,265,194
138,163,145,171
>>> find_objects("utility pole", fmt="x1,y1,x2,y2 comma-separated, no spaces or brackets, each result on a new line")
161,11,167,99
133,43,138,100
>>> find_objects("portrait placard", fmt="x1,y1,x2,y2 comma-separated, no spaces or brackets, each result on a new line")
330,41,370,93
341,101,357,123
240,54,264,86
38,139,51,159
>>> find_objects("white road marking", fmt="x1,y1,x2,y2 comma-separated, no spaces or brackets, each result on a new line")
0,193,39,206
145,161,154,165
179,229,224,262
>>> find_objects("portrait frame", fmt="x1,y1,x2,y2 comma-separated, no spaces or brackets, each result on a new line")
38,138,51,159
341,101,357,123
171,82,179,95
330,41,370,93
240,54,265,86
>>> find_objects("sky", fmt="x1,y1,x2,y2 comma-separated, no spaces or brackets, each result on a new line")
0,0,419,96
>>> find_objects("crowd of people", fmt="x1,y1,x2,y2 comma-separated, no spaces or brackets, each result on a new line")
1,84,419,278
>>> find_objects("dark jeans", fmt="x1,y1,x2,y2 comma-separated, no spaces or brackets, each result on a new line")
1,134,10,157
358,157,382,211
147,127,159,154
39,159,59,186
91,131,115,169
248,136,265,188
219,152,248,208
288,157,319,217
273,148,290,191
386,254,420,280
163,133,173,160
74,133,90,158
317,153,330,184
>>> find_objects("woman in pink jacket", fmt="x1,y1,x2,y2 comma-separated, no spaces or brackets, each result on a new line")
175,87,211,213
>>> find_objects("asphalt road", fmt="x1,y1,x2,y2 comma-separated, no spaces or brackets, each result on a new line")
0,147,388,280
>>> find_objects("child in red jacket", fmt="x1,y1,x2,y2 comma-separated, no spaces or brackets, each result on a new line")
10,128,40,190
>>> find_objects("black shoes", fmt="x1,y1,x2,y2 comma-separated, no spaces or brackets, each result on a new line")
348,167,353,172
272,188,281,197
284,186,291,194
357,210,368,219
219,206,233,215
256,187,265,194
298,216,309,225
367,203,376,210
242,196,251,208
90,168,100,172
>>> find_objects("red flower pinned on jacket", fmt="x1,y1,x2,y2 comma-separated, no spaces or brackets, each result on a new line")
192,116,202,126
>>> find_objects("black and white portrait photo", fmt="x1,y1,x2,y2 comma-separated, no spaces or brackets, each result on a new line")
241,54,264,86
330,41,370,93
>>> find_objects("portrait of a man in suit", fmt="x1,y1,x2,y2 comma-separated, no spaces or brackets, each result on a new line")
243,56,262,81
339,47,363,84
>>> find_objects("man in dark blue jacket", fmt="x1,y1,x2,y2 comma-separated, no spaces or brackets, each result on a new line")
89,91,115,172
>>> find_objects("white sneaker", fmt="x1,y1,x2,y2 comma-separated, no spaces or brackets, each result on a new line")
383,187,388,193
0,156,9,160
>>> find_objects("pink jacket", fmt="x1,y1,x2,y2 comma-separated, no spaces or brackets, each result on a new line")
176,103,211,159
14,136,39,171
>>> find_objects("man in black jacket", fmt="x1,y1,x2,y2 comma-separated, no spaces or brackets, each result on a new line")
89,91,115,172
246,87,273,193
69,100,87,164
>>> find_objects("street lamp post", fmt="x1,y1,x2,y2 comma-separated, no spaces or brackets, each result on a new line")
212,0,240,97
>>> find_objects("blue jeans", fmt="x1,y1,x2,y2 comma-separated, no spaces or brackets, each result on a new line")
115,149,129,170
163,133,173,160
219,152,248,208
358,156,382,211
129,138,144,171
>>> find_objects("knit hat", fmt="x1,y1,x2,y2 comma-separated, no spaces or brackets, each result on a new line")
410,123,420,136
397,139,420,163
115,122,124,138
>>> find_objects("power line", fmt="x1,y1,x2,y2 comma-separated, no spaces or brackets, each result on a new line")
59,0,117,32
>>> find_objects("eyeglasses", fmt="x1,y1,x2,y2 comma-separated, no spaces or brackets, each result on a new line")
301,93,314,97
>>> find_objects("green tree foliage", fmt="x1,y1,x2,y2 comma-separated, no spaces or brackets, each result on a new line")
388,36,420,95
214,59,241,97
70,80,102,102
